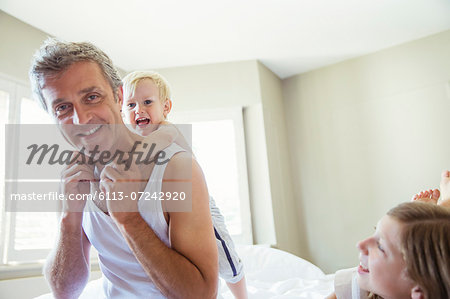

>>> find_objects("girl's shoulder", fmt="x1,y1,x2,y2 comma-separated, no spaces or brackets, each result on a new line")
334,267,370,299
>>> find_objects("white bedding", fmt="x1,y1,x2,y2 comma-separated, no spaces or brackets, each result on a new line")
36,245,334,298
218,245,334,298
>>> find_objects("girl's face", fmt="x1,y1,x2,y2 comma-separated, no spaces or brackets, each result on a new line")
356,215,415,299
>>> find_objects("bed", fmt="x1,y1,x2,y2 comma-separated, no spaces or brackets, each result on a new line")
36,245,334,298
219,245,334,298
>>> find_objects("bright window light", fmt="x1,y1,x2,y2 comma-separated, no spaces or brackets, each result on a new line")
191,119,242,235
170,108,252,244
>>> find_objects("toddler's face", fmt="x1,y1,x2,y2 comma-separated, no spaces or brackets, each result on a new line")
122,79,169,136
356,215,415,299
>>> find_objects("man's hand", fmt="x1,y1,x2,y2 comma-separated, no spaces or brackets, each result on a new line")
60,152,95,212
99,153,146,221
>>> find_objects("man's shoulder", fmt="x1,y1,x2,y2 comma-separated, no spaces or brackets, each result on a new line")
169,150,192,162
163,151,196,180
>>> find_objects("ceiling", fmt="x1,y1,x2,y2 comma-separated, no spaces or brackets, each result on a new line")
2,0,450,79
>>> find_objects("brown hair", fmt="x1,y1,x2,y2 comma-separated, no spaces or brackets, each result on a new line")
385,202,450,299
29,38,122,111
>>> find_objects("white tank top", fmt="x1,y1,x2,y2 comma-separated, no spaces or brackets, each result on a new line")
82,144,185,298
334,267,369,299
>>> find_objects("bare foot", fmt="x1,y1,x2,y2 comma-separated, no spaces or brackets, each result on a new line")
411,189,440,205
439,170,450,207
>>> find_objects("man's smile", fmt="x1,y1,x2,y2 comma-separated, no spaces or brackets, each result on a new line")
77,125,102,136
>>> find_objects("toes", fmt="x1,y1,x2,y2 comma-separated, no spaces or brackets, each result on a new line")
412,189,440,204
413,189,440,203
432,189,440,199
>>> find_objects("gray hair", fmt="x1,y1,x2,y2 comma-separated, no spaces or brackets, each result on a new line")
29,38,122,111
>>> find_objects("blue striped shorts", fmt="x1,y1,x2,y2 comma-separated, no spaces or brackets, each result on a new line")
209,196,244,283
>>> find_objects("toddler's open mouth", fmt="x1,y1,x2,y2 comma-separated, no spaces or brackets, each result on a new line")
136,117,150,127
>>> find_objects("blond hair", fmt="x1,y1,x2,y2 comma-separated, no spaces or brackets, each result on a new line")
122,71,172,104
29,38,122,111
381,202,450,299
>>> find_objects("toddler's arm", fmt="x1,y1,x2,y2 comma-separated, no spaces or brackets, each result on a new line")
159,120,193,155
138,121,193,160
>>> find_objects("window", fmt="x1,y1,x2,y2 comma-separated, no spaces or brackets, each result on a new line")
0,88,9,264
169,107,253,244
0,75,59,265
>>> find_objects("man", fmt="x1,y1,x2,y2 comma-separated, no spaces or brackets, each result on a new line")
29,38,218,299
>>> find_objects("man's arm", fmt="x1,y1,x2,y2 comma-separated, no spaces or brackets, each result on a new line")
44,156,93,298
44,213,91,299
109,153,218,299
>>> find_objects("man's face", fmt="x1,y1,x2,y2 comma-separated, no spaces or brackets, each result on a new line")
41,61,123,153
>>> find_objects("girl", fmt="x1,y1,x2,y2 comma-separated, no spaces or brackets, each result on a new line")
327,201,450,299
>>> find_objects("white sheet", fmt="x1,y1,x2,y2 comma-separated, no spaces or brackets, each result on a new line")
35,245,334,298
218,245,334,298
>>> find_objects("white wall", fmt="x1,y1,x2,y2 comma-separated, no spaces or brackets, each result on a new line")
156,60,261,111
243,103,276,245
0,10,127,84
282,29,450,273
256,63,307,256
0,10,49,84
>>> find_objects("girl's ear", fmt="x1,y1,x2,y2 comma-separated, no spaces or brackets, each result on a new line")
411,286,424,299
